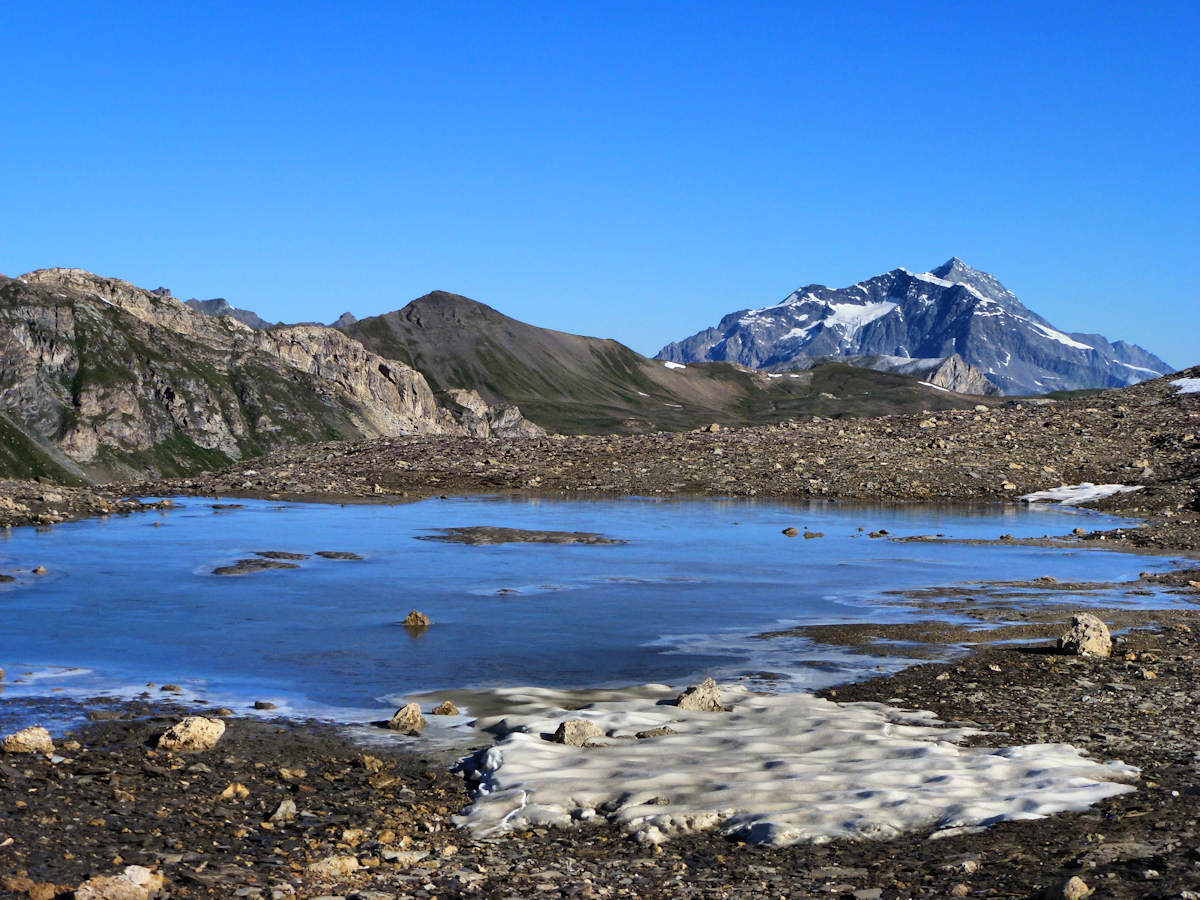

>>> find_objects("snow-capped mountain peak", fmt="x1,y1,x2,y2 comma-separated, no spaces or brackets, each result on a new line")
656,260,1172,395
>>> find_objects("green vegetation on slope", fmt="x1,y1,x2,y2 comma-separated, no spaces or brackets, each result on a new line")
344,293,999,434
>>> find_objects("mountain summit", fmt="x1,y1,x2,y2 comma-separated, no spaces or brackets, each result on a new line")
656,260,1172,394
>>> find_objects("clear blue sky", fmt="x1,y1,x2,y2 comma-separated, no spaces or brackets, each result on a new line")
2,1,1196,367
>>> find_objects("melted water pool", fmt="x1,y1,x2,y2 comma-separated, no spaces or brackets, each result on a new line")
0,495,1188,723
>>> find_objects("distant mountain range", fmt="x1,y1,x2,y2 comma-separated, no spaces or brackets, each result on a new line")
0,270,1009,481
656,258,1173,395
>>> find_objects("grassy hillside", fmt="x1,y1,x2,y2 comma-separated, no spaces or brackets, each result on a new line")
343,292,1000,433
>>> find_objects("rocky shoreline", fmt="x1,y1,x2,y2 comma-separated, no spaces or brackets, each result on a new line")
1,373,1197,897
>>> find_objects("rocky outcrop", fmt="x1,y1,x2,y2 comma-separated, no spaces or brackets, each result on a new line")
184,297,273,329
0,269,536,480
921,354,1001,396
439,388,546,438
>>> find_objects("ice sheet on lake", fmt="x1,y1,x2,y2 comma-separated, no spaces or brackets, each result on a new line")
457,684,1137,846
1019,483,1143,506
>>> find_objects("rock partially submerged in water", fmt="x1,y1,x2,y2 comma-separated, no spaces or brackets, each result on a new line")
432,700,459,716
157,716,226,751
255,550,309,560
418,526,625,545
404,609,432,628
1058,613,1112,658
316,550,364,560
212,558,300,576
2,725,54,754
388,703,426,734
553,719,605,746
674,677,726,712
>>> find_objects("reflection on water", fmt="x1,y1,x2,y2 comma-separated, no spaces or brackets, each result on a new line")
0,495,1188,722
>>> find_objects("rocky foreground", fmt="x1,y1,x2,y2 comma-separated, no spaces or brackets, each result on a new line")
1,370,1198,898
3,621,1200,899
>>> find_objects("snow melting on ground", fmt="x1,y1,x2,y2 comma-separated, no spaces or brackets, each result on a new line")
662,361,686,370
1019,483,1143,506
1171,378,1200,394
456,684,1137,847
918,381,950,392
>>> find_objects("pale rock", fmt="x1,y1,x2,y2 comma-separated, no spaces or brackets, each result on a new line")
553,719,605,745
74,865,164,900
388,703,426,733
2,726,55,754
270,798,298,822
1058,614,1112,658
674,677,725,711
403,609,432,628
306,855,360,878
157,716,226,751
1062,875,1093,899
432,700,459,715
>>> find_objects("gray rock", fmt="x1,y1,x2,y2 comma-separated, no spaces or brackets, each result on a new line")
674,677,725,712
1058,613,1113,658
388,703,426,733
635,726,677,739
553,719,605,745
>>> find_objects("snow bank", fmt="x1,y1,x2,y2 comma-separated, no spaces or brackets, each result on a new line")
663,361,686,370
1171,378,1200,394
456,684,1136,846
1019,483,1143,506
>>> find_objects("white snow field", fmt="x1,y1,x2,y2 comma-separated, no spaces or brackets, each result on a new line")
457,684,1137,847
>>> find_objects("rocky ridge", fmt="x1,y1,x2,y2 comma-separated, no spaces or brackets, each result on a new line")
0,269,537,480
657,258,1173,395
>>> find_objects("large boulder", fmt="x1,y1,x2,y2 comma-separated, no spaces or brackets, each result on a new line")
552,719,605,746
674,677,726,711
1058,613,1112,658
74,865,164,900
388,703,426,734
2,726,55,754
157,716,226,751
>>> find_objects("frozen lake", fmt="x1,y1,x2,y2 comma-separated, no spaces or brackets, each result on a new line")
0,495,1188,726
